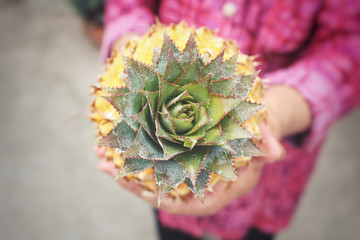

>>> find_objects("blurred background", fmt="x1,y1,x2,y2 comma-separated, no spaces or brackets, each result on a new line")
0,0,359,239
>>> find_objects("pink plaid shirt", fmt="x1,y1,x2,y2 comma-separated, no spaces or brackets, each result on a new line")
102,0,360,239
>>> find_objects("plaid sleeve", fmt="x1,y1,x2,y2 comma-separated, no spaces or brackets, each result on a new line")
101,0,158,61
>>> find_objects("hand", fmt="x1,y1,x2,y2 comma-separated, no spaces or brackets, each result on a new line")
95,122,283,216
95,85,311,216
151,123,283,216
262,85,312,139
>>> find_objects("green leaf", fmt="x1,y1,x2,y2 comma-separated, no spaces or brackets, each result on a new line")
158,79,180,112
159,104,176,134
229,138,265,157
186,101,200,121
171,128,206,149
130,103,156,140
174,147,207,185
229,100,264,124
105,87,130,95
125,127,164,160
198,124,226,145
211,73,257,99
206,94,242,129
154,159,186,203
144,91,159,117
198,55,204,68
123,56,143,91
210,76,238,97
174,57,201,86
203,146,236,180
151,45,161,67
155,115,177,142
177,32,199,69
98,121,136,152
139,63,160,91
184,169,210,202
104,92,143,130
166,91,193,108
156,32,181,74
158,139,189,160
231,73,257,99
168,101,196,118
185,106,210,135
181,74,211,106
200,50,224,80
117,158,153,178
223,53,238,78
168,101,185,117
219,115,253,140
173,117,194,133
120,60,158,106
163,51,184,83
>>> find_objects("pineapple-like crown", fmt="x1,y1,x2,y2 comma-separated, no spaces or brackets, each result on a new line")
99,32,264,203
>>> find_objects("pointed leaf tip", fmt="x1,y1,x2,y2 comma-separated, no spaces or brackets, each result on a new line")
204,146,236,181
230,72,258,99
118,158,153,178
99,120,137,152
162,50,184,83
174,57,201,86
220,115,253,140
122,56,143,91
223,53,239,78
125,127,164,160
154,159,186,202
230,101,264,124
178,32,200,69
104,92,143,130
174,147,207,185
229,138,265,157
201,49,224,80
184,169,210,202
206,94,242,130
156,32,181,74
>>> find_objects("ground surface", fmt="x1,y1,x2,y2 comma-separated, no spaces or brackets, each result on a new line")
0,1,359,239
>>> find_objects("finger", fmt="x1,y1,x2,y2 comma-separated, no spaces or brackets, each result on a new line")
236,159,264,175
117,178,158,207
98,159,119,177
159,186,230,216
94,145,106,158
159,196,207,215
140,190,157,203
257,124,285,162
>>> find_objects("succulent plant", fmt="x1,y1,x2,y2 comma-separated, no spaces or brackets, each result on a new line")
98,30,264,203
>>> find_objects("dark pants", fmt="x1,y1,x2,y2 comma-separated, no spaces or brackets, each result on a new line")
154,211,274,240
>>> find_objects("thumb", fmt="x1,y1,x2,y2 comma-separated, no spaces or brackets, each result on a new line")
257,124,285,162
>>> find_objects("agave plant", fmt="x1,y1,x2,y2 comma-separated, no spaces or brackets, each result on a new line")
99,32,264,203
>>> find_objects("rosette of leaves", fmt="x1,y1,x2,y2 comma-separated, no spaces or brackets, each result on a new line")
99,33,264,203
